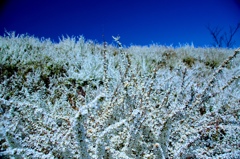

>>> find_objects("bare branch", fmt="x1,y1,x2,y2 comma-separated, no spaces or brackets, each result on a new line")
224,23,240,47
207,23,240,48
206,24,223,47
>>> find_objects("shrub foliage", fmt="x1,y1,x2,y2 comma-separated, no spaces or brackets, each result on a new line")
0,33,240,158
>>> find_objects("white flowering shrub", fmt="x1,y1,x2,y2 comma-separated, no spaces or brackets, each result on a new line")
0,32,240,158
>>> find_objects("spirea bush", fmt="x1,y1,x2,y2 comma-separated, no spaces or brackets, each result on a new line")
0,32,240,158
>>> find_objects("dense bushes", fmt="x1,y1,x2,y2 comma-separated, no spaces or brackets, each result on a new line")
0,33,240,158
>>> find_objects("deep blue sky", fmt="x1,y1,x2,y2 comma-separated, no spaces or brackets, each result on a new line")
0,0,240,47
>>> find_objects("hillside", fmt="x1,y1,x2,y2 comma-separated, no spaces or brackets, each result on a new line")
0,33,240,158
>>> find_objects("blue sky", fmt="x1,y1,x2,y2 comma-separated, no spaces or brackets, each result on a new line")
0,0,240,47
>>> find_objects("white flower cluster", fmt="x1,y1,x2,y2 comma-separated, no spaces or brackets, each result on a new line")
0,32,239,158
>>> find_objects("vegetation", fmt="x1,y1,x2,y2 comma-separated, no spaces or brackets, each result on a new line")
0,32,240,158
207,23,240,48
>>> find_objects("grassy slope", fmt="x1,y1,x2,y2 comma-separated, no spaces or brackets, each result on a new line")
0,33,240,158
